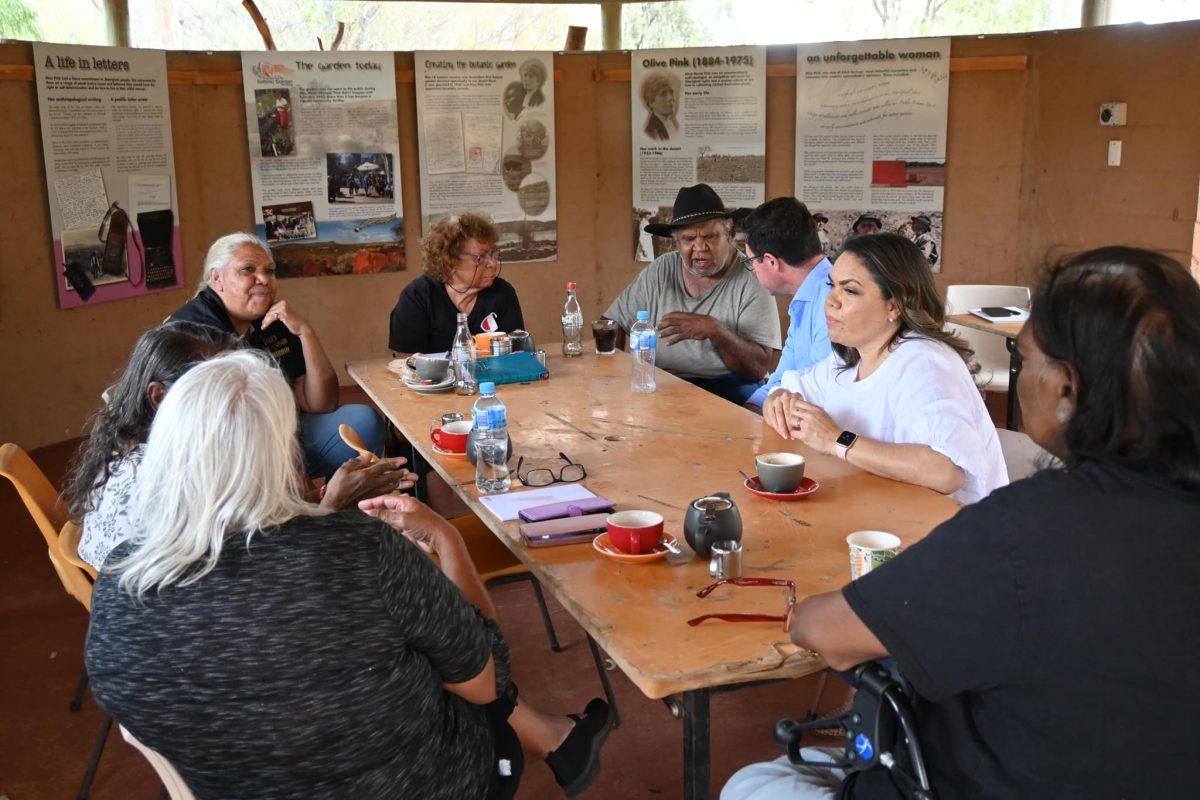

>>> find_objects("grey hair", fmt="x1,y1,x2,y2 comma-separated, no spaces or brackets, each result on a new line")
112,349,324,598
197,232,271,292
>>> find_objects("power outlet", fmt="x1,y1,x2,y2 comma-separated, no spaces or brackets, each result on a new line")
1100,102,1127,126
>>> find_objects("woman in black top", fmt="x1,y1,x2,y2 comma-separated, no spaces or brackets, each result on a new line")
389,211,525,355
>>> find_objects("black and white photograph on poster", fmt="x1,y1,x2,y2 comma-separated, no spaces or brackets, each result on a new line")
816,209,942,269
639,70,682,142
326,153,395,204
254,89,295,157
631,46,767,261
415,51,558,262
61,226,127,290
262,202,317,243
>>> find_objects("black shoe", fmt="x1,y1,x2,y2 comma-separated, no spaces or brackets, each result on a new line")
545,698,612,797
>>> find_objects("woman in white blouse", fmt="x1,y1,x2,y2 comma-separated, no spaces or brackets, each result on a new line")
763,233,1006,504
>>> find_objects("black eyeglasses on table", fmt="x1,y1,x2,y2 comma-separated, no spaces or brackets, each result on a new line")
517,452,587,487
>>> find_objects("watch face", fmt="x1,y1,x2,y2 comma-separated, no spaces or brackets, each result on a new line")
837,430,857,447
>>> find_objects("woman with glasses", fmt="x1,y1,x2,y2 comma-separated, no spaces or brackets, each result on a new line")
389,210,526,356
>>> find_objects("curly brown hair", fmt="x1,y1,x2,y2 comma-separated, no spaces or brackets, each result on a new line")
420,211,499,283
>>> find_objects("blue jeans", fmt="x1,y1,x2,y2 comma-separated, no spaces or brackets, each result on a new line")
299,404,386,479
683,373,766,406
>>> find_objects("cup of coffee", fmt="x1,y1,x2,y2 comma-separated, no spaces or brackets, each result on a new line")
606,510,664,555
755,452,806,494
407,354,450,382
430,420,472,453
847,531,902,579
591,319,617,355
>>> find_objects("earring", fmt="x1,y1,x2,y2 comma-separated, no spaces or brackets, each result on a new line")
1055,399,1072,424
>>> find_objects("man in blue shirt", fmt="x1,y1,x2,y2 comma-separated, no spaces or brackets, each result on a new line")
741,198,834,412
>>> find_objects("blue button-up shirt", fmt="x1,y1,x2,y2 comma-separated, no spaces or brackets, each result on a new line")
747,257,834,408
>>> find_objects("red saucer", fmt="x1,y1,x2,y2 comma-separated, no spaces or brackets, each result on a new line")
743,475,820,501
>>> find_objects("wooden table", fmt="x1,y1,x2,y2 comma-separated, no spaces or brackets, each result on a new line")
348,352,961,799
946,313,1025,430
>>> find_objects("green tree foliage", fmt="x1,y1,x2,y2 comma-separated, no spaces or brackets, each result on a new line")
0,0,41,40
622,2,712,50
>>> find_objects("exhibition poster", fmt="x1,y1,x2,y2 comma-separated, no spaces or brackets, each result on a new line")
795,38,950,269
34,43,183,308
631,46,766,261
241,51,404,278
415,52,557,262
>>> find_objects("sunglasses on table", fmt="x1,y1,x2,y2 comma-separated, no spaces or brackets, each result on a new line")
686,577,797,632
516,452,587,487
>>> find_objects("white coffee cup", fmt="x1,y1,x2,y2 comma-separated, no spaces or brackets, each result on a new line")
846,530,901,579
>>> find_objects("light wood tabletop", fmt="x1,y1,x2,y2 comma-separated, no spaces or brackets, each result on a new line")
349,351,961,699
946,312,1024,339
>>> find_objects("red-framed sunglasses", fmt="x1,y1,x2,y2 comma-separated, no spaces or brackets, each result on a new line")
686,577,797,632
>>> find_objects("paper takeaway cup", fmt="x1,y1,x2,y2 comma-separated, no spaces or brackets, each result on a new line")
847,531,902,579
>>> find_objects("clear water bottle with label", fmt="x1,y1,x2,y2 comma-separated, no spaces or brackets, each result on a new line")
473,382,511,494
451,313,477,396
630,310,656,394
561,281,584,357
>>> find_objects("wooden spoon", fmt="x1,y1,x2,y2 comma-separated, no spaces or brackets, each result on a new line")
338,423,378,462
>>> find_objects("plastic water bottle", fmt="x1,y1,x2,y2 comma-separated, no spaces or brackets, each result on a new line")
630,310,656,394
561,281,584,357
451,313,477,396
473,382,511,494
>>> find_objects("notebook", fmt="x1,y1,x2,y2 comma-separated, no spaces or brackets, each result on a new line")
474,351,549,385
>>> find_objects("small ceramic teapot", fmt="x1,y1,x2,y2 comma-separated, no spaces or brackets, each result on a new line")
684,492,743,557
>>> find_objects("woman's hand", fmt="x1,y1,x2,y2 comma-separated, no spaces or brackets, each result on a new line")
763,390,807,440
321,455,415,510
358,493,460,555
262,299,312,338
787,400,842,456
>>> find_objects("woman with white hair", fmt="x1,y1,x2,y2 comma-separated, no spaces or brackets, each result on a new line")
85,350,611,799
169,232,386,478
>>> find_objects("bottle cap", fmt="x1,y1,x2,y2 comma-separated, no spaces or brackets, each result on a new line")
636,310,650,320
479,381,496,394
567,282,577,290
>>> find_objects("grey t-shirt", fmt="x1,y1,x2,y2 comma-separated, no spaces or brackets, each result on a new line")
604,251,781,379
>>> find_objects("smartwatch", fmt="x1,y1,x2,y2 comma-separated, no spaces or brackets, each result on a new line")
836,430,858,460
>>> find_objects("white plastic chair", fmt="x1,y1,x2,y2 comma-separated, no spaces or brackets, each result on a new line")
120,725,196,800
945,285,1031,391
995,428,1060,483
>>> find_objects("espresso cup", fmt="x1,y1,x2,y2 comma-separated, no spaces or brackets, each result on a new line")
847,531,902,579
755,452,806,494
430,419,472,453
407,354,450,382
606,510,664,555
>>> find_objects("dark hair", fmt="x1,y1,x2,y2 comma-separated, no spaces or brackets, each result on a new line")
836,233,975,371
1030,246,1200,488
739,197,822,266
63,321,239,521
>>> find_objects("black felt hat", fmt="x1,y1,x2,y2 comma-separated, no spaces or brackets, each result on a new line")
852,214,883,232
911,214,932,228
644,184,748,237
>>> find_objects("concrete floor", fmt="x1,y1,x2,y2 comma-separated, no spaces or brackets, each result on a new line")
0,439,847,800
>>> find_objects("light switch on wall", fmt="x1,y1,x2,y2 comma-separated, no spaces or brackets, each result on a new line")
1108,140,1122,167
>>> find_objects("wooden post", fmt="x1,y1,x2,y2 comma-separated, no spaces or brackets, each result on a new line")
601,3,623,51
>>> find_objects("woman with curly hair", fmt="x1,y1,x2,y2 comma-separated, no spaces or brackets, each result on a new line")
388,211,525,355
763,233,1006,503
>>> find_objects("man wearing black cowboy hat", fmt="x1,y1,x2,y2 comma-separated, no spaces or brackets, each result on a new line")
604,184,780,405
813,212,830,256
